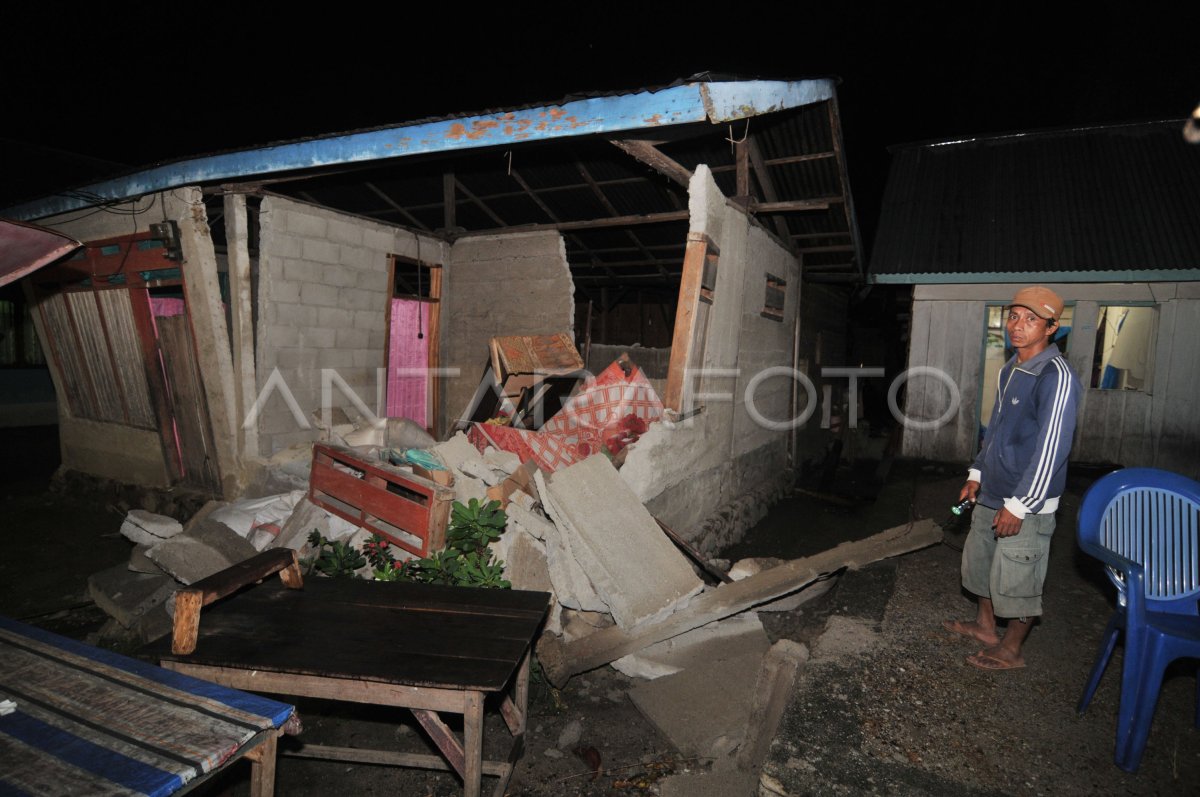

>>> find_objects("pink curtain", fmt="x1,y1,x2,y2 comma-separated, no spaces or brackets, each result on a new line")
387,298,429,424
150,297,186,317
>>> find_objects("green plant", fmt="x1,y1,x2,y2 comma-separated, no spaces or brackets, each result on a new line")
397,499,511,589
446,498,507,556
305,530,366,578
303,500,511,588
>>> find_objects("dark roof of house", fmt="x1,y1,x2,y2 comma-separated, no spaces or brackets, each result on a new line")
870,120,1200,283
5,77,865,297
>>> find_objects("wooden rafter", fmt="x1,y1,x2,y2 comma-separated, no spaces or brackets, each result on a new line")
746,137,793,244
363,182,431,232
609,140,693,189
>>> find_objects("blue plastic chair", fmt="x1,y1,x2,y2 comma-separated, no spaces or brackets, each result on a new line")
1076,467,1200,772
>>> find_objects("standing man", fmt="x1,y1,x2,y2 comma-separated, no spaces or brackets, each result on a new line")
943,286,1081,670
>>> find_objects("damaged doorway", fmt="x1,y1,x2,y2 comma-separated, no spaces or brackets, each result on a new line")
31,233,222,493
386,255,441,434
148,288,220,492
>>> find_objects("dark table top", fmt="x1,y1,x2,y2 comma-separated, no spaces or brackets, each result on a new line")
152,579,550,693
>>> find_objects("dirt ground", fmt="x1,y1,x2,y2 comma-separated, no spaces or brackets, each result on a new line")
2,428,1197,796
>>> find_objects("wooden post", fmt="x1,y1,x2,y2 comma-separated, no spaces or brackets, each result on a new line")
246,732,279,797
463,691,484,797
443,172,457,231
223,192,258,462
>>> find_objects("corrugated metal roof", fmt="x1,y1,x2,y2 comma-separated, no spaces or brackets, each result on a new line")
870,121,1200,283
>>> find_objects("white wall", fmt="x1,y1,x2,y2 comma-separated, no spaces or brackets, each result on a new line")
905,282,1200,479
620,166,803,551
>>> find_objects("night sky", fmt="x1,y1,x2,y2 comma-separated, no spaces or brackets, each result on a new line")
5,5,1198,239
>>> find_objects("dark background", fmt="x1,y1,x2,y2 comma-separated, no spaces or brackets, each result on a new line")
4,5,1198,253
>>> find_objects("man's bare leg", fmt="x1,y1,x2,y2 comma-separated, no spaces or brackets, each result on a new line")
943,596,1001,645
969,614,1032,669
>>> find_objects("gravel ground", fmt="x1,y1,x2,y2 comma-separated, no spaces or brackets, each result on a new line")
761,477,1200,796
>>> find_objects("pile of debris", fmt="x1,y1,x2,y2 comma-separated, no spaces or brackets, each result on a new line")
86,341,942,790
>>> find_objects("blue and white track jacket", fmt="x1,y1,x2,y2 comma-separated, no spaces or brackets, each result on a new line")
968,346,1081,518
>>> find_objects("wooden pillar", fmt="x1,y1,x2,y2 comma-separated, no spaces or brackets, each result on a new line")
223,192,258,461
176,188,240,497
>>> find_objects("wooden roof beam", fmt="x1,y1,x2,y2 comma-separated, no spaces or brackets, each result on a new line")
364,181,432,232
610,140,694,189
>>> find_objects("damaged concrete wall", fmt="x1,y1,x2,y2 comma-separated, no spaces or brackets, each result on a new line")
35,189,234,490
442,231,574,432
255,196,447,456
621,166,802,552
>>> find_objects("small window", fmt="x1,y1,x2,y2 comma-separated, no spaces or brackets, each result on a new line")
1091,305,1156,392
761,274,786,321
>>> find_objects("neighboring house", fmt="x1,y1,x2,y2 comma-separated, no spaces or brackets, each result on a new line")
4,77,864,550
871,120,1200,479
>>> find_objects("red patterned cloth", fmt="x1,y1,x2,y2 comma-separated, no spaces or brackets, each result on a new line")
467,360,663,472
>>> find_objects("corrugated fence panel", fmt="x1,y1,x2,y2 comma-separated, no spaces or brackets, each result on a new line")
39,293,98,420
97,289,156,429
65,292,124,424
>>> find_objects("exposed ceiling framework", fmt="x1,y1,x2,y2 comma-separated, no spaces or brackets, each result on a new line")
7,79,864,302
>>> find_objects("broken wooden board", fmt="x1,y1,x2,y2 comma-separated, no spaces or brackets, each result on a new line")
538,518,942,686
736,639,809,772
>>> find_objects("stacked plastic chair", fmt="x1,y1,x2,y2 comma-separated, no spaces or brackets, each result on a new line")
1076,467,1200,772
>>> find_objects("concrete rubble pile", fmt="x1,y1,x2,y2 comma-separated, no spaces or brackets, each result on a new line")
86,351,942,791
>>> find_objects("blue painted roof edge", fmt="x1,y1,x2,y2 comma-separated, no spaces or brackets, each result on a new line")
7,79,835,222
871,269,1200,284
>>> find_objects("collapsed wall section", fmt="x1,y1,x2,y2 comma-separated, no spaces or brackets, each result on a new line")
620,165,802,551
35,189,230,489
441,231,574,431
255,197,447,455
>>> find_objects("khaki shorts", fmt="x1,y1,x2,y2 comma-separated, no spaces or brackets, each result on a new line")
961,504,1056,618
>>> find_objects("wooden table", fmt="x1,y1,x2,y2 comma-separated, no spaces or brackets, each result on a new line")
153,577,549,797
0,616,294,796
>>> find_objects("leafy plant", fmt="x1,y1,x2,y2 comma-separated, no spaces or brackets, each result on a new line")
302,499,511,588
305,530,367,578
446,498,507,556
397,499,511,589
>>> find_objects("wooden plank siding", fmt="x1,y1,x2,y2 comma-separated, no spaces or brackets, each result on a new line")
905,288,1200,479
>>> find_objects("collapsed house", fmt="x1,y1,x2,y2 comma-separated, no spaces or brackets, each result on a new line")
871,120,1200,479
6,76,864,552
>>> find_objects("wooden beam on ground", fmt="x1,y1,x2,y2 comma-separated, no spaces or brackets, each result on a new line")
610,139,694,189
537,519,942,686
736,639,809,772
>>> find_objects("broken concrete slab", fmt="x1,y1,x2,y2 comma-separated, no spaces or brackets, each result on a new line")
538,518,942,686
432,432,491,504
482,446,522,475
127,545,166,576
272,496,358,550
736,639,809,773
87,564,177,629
145,519,259,585
612,612,766,680
627,617,771,759
540,455,703,630
492,529,561,635
119,510,183,546
508,500,609,614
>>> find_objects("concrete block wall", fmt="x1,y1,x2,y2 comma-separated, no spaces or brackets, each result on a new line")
622,166,801,549
256,197,446,455
441,231,574,432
